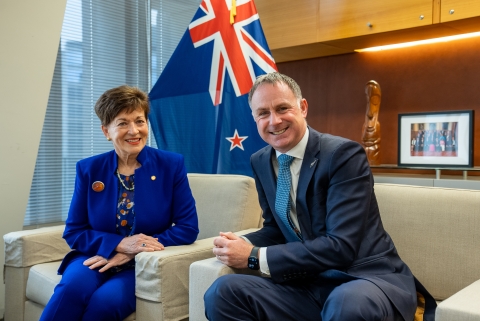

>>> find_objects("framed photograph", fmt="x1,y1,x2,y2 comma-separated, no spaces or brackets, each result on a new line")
398,110,473,167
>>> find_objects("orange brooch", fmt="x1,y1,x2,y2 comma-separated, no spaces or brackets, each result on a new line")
92,181,105,192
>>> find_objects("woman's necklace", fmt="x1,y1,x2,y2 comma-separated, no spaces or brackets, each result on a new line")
116,169,135,191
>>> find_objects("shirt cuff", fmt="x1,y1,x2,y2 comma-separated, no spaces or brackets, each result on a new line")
242,236,270,276
259,247,270,276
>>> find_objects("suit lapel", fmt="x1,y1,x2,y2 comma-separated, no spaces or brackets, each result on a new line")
257,146,278,213
296,129,321,239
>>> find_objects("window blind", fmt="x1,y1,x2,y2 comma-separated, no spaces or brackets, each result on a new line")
25,0,200,226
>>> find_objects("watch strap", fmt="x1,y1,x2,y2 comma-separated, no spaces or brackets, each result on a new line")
250,246,260,258
248,246,260,270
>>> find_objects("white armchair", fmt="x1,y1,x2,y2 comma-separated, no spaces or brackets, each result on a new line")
189,183,480,321
189,258,262,321
4,174,263,321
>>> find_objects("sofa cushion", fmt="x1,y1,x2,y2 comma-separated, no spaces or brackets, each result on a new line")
26,261,62,306
436,280,480,321
375,183,480,301
188,174,262,239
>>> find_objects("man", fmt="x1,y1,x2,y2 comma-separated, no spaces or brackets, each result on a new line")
205,72,435,321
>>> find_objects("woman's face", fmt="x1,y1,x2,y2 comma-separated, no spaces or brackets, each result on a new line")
101,108,148,160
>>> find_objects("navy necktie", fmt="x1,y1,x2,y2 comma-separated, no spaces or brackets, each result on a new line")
275,154,301,242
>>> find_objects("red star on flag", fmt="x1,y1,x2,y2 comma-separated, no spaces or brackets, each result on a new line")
226,129,248,151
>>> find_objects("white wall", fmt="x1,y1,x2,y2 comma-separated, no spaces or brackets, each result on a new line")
0,0,67,317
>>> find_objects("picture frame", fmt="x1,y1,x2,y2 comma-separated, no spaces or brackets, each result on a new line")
398,110,474,167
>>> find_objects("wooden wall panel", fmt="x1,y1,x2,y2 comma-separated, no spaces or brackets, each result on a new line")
433,0,441,24
441,0,480,22
317,0,433,41
277,36,480,166
255,0,318,49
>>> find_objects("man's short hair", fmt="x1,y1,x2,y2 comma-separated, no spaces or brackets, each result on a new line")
248,72,303,106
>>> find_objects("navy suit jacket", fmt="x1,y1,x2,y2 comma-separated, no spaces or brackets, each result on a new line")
59,146,199,272
245,128,435,321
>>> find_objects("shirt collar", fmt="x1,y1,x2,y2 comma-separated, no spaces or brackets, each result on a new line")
275,127,309,160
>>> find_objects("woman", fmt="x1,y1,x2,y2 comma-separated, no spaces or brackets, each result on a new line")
40,85,199,321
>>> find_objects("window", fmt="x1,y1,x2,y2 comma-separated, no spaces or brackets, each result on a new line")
25,0,200,226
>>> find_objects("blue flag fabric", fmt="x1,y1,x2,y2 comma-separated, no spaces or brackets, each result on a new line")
149,0,277,176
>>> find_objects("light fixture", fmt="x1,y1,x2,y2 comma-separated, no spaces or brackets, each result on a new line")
355,31,480,52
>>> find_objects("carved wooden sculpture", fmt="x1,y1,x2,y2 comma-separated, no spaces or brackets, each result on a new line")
362,80,381,165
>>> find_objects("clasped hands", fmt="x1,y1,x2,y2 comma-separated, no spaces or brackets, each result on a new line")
84,233,164,272
212,232,254,269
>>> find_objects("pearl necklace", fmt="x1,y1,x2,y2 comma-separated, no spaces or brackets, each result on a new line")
116,169,134,191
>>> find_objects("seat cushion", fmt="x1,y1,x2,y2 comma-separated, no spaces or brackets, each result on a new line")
436,280,480,321
26,261,62,306
25,261,135,320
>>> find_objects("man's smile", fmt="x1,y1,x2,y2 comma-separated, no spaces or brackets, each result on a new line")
271,127,288,135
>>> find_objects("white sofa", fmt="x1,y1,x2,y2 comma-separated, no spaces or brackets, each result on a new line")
3,174,263,321
189,183,480,321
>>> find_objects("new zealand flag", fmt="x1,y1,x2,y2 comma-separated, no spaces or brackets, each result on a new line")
149,0,277,176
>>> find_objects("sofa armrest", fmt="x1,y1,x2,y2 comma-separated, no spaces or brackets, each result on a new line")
4,225,69,268
135,228,259,321
436,279,480,321
3,225,69,321
188,244,262,321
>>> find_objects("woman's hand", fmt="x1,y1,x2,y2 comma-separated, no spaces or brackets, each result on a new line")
83,255,109,270
83,253,135,273
115,233,164,255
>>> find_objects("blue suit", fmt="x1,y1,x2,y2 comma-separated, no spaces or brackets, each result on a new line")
205,128,435,321
41,146,199,321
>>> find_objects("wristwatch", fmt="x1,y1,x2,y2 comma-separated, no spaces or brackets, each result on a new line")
248,246,260,270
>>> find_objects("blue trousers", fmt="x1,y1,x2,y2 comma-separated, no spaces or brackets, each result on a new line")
204,274,403,321
40,255,135,321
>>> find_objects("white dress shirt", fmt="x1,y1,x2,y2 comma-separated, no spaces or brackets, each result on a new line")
252,128,309,275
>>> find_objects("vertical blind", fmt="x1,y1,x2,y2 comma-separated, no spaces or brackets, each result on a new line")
25,0,201,226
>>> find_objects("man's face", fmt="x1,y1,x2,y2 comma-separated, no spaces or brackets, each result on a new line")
250,82,308,153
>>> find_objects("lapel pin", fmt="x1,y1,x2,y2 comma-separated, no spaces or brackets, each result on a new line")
310,159,318,168
151,175,156,181
92,181,105,192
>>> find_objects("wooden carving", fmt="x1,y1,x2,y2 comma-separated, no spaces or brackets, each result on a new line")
362,80,381,165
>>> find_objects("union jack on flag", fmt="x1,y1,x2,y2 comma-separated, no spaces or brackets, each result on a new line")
149,0,277,176
189,0,277,106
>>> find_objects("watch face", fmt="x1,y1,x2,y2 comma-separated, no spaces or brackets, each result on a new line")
248,257,259,270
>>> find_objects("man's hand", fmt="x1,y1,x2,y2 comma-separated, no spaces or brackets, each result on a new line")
212,232,256,269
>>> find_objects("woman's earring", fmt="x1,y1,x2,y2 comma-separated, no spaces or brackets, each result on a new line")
107,137,112,141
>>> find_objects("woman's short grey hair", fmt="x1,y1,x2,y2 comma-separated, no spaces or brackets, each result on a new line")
248,72,303,105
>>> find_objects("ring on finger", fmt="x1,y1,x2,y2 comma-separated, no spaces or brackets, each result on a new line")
141,243,146,247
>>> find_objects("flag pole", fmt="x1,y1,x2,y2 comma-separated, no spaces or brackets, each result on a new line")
212,100,225,173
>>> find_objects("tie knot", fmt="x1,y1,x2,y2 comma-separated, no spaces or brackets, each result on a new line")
278,154,294,168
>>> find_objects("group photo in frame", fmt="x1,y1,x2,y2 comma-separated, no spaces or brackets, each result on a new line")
398,110,474,167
